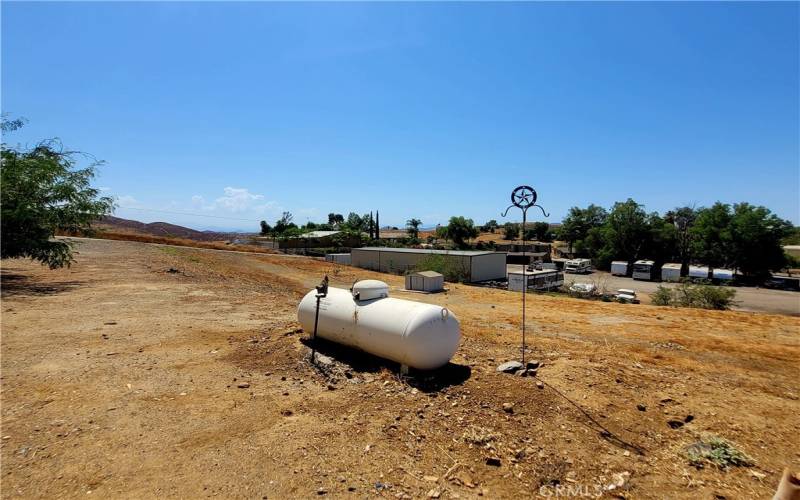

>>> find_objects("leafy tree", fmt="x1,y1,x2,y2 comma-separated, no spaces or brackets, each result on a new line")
559,204,607,253
328,213,344,227
274,211,296,234
664,206,697,271
445,216,479,248
259,220,272,236
783,226,800,246
344,212,364,232
406,218,422,239
435,225,448,241
503,223,519,240
1,118,114,268
728,203,792,278
602,199,652,263
531,222,551,241
482,219,499,233
690,203,734,268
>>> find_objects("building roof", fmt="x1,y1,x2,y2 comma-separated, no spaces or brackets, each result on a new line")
410,270,443,278
355,247,501,257
508,269,560,276
301,230,340,238
662,263,682,269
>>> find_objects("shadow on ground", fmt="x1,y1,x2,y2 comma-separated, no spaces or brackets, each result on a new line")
300,336,471,393
0,269,84,298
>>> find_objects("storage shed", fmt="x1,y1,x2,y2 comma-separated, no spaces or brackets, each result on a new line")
661,263,682,282
405,271,444,292
351,247,507,283
610,261,628,276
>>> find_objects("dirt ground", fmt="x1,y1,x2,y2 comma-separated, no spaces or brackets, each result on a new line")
2,238,799,499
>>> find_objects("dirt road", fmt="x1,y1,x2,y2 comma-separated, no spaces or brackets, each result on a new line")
2,238,799,498
507,265,800,316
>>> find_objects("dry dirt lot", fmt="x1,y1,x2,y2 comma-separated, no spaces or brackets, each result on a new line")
2,238,799,499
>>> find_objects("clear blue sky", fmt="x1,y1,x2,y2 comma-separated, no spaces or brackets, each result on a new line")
3,2,798,231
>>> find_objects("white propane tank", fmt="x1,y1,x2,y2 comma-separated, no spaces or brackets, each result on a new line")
297,280,460,370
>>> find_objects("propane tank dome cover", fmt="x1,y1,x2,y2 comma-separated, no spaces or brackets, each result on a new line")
352,280,389,301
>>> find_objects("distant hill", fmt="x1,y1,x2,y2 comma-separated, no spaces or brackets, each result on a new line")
95,215,243,242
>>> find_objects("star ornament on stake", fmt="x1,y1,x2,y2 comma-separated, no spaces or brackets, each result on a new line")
501,185,549,367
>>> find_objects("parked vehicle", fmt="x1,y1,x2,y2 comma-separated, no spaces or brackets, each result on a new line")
614,288,640,304
564,258,592,274
661,263,682,282
764,275,800,291
508,269,564,292
712,268,735,282
569,282,596,294
632,260,657,281
610,261,628,276
688,265,711,281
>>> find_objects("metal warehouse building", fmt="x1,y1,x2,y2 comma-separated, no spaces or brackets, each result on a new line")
351,247,507,282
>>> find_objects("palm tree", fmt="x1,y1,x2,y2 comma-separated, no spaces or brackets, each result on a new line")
406,218,422,239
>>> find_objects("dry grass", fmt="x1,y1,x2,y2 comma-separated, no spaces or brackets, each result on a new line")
58,229,277,255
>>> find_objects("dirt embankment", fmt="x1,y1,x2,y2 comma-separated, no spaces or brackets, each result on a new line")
2,238,798,499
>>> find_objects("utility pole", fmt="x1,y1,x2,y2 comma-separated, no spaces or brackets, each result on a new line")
376,211,380,240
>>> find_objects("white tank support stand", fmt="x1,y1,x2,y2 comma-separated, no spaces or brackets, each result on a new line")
297,280,461,370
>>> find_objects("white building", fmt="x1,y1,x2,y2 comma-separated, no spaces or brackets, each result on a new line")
325,253,351,265
351,247,507,282
405,271,445,292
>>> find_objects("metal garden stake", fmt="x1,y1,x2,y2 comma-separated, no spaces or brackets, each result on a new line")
501,186,549,366
311,275,329,364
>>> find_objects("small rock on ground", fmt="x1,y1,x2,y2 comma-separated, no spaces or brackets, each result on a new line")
497,361,523,373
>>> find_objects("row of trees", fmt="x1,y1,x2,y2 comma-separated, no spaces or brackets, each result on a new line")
559,199,793,278
259,211,382,238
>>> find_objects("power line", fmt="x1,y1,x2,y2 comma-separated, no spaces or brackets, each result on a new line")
116,206,263,222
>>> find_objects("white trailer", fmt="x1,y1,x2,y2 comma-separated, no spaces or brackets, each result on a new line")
610,261,628,276
508,269,564,292
564,258,592,274
712,268,735,281
688,265,711,280
661,263,682,282
632,260,656,281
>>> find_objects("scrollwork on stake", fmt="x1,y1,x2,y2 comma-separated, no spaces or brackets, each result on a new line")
501,185,549,366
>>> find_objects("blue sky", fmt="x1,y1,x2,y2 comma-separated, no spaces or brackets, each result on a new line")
2,2,798,231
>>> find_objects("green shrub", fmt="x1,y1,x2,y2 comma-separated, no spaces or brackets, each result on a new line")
651,285,673,306
652,282,737,310
413,254,469,282
685,437,754,469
